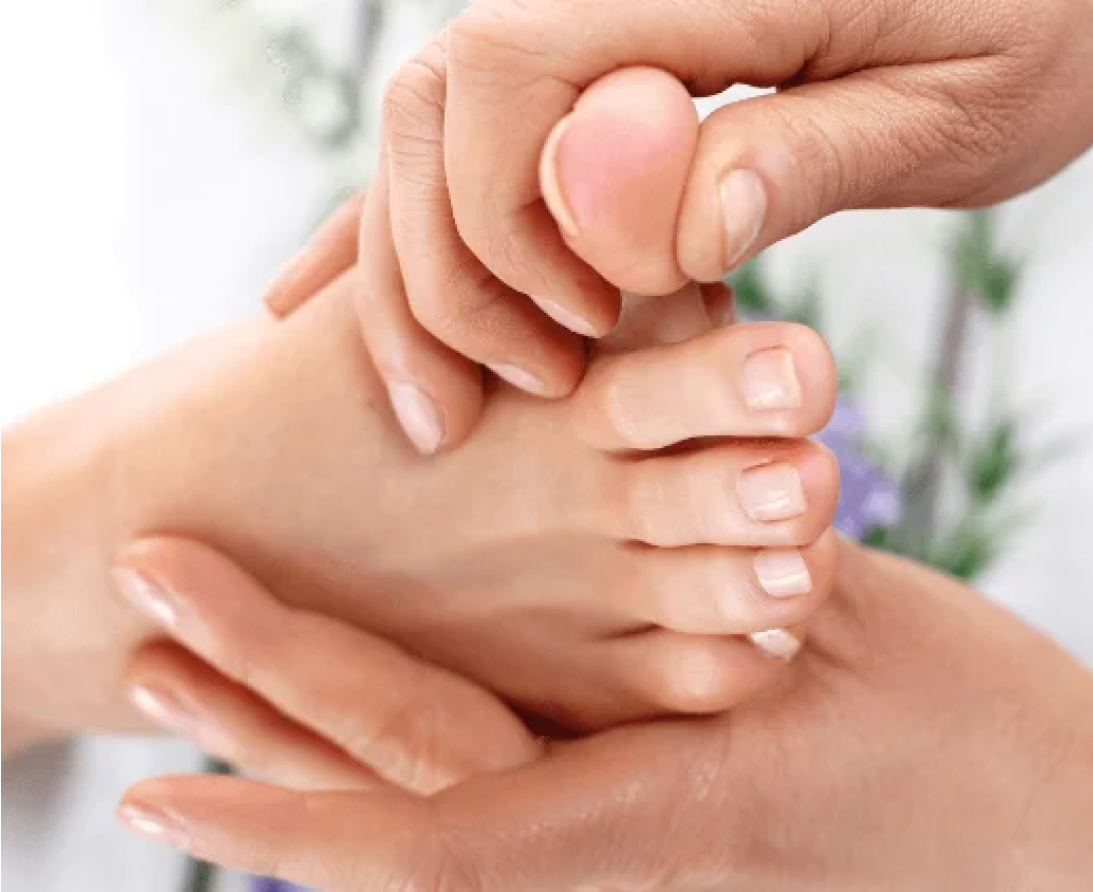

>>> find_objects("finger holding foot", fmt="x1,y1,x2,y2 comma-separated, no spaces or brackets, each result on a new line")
125,643,381,791
113,537,542,793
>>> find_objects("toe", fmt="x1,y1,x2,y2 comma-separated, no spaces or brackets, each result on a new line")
609,438,839,548
611,531,837,635
605,629,794,716
575,321,837,451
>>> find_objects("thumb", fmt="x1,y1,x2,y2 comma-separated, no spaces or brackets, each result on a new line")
119,720,729,890
676,63,1016,281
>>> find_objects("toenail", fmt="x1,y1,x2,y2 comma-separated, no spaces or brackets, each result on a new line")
742,348,801,411
489,363,550,396
737,462,807,522
748,628,801,661
754,549,812,598
388,382,446,455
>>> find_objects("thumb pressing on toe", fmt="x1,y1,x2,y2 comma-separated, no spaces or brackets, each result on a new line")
540,66,699,297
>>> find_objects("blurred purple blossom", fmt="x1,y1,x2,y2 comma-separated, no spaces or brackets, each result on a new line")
815,397,901,540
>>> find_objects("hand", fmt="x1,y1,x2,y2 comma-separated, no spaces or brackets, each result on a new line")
119,539,1093,890
269,0,1093,451
116,537,540,792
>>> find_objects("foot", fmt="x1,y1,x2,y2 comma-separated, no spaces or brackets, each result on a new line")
121,275,840,730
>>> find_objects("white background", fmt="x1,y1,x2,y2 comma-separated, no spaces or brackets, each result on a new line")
3,2,1092,890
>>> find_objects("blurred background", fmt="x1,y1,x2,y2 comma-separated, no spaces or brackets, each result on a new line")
3,1,1092,889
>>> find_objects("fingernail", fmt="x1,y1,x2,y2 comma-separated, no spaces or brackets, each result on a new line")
112,568,180,628
130,684,225,754
754,549,812,598
540,114,579,237
117,801,189,851
748,628,801,661
489,363,550,396
388,382,445,455
737,463,806,522
719,169,767,271
742,347,801,410
535,297,599,338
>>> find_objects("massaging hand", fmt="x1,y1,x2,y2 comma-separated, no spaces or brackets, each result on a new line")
120,539,1093,890
117,537,540,794
268,0,1093,452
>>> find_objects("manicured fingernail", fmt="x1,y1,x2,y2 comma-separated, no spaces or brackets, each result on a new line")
536,298,599,338
748,628,801,661
719,169,767,271
388,382,445,455
742,347,801,410
130,684,226,754
117,801,189,851
540,114,579,237
489,363,549,395
737,463,806,522
754,549,812,598
112,568,179,628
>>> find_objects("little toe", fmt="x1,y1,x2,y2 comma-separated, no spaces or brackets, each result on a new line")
605,628,799,716
576,321,837,451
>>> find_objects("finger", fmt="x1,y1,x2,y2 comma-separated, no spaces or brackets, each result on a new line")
264,193,363,318
118,776,435,889
701,281,735,327
125,642,380,790
444,0,823,323
118,714,744,890
113,537,541,794
383,39,595,394
676,62,1036,280
357,149,484,454
539,66,697,296
576,320,837,451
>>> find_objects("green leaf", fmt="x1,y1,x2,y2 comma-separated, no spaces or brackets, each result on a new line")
968,418,1019,507
728,262,775,316
785,287,823,331
949,210,1022,313
927,518,997,580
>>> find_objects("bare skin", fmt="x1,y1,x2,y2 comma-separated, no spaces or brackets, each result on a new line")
269,1,1093,451
1,274,839,746
120,538,1093,890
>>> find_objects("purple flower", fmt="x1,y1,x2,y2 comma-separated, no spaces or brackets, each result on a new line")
815,397,900,540
251,878,301,892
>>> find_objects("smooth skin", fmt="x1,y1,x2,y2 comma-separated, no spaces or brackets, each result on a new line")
268,1,1093,451
119,537,1093,890
1,271,839,748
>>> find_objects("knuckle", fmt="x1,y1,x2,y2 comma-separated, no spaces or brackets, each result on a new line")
622,463,671,545
586,363,647,450
382,55,446,143
449,1,555,82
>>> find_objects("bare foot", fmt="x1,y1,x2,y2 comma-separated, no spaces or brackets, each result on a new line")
111,272,838,730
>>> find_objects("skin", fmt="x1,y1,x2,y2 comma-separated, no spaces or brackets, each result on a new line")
270,1,1093,450
120,537,1093,890
1,273,840,747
